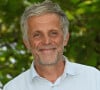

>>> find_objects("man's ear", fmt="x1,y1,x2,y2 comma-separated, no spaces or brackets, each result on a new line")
23,39,31,50
63,32,70,46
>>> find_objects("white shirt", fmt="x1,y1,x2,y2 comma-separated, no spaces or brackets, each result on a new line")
3,57,100,90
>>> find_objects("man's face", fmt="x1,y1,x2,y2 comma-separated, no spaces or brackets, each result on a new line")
25,13,69,66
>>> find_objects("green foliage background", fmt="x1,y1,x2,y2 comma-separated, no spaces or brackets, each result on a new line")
0,0,100,89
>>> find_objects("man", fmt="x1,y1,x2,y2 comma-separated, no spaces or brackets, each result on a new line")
3,0,100,90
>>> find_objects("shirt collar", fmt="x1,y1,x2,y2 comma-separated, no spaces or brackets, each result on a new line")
30,61,39,80
30,56,78,80
64,56,78,76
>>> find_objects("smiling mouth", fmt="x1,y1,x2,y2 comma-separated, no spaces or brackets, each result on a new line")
39,48,56,53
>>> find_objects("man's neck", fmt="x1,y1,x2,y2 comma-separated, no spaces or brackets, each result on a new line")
34,60,65,83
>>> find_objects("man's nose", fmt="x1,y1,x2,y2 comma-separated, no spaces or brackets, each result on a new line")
43,35,51,45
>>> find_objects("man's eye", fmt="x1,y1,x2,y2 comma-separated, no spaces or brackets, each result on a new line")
51,31,58,36
33,33,40,38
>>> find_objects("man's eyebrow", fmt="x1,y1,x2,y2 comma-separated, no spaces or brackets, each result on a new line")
32,30,42,33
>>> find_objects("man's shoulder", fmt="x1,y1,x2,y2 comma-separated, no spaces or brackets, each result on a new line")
73,62,100,87
3,69,30,90
71,61,100,74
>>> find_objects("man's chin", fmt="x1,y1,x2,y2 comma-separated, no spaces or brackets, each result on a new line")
35,50,63,66
38,55,58,66
39,60,58,66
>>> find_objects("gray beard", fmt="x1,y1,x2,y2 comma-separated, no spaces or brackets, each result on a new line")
36,50,64,66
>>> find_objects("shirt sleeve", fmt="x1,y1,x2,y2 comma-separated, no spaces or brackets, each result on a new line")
3,81,19,90
96,69,100,90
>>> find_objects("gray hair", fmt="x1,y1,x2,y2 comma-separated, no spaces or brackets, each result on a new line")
20,0,69,41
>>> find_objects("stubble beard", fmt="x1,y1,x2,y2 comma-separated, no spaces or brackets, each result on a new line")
34,47,64,66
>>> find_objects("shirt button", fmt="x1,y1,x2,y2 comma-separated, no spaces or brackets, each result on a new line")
51,85,55,88
51,86,54,88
